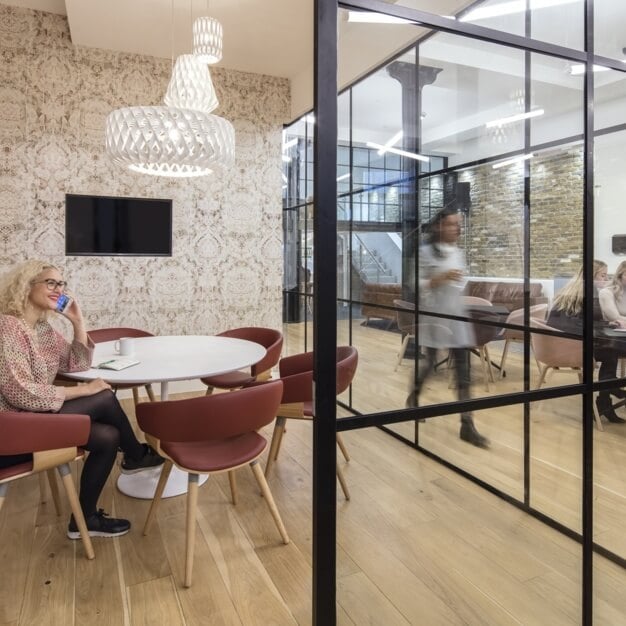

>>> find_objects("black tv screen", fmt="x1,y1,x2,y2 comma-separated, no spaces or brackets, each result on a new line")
65,194,172,256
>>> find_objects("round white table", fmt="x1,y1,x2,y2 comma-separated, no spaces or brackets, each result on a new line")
64,335,266,499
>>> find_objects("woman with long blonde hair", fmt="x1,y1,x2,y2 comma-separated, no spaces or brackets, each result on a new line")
0,260,163,538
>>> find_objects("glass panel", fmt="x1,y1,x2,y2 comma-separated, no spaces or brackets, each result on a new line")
530,396,582,532
594,66,626,565
531,53,584,146
392,0,584,49
420,32,525,165
419,406,523,498
594,0,626,61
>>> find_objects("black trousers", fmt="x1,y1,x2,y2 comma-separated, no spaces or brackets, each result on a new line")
410,347,474,424
0,390,144,518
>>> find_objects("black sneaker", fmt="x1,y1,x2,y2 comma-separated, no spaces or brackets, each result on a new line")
67,509,131,539
120,443,164,474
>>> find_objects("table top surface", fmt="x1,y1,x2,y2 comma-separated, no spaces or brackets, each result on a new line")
62,335,266,385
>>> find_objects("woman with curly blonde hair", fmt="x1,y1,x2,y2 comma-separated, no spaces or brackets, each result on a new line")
0,260,163,539
599,260,626,325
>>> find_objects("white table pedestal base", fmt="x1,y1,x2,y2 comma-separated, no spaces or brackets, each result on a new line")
117,466,209,499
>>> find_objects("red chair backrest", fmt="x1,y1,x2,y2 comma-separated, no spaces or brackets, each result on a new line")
0,411,90,455
136,380,283,443
277,346,358,403
88,327,154,343
218,327,283,377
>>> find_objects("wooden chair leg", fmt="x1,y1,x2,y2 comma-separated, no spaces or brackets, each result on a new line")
336,464,350,501
484,346,495,383
0,483,8,515
143,461,173,536
228,471,238,505
145,384,156,402
498,339,511,380
57,463,94,560
537,365,550,389
394,334,411,371
251,461,289,544
132,387,140,406
185,474,200,588
336,433,350,462
479,347,490,392
265,417,286,477
592,394,605,431
38,472,47,503
47,469,63,516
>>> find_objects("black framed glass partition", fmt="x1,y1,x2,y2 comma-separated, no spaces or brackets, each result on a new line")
284,1,626,623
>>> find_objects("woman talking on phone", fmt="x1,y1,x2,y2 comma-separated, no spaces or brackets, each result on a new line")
0,260,163,538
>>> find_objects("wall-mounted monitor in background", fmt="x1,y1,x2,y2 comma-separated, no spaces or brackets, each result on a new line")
65,194,172,256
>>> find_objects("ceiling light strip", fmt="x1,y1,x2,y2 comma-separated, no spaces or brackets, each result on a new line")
366,142,429,162
485,109,545,128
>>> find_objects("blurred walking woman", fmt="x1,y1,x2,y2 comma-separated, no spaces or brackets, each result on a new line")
407,207,489,448
0,260,162,538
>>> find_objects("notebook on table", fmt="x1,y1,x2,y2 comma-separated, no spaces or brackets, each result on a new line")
96,358,140,371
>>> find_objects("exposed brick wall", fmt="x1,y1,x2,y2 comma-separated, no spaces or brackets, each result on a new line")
458,147,583,279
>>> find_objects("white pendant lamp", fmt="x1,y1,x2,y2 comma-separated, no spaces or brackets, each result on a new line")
193,16,223,64
164,54,218,113
105,105,235,178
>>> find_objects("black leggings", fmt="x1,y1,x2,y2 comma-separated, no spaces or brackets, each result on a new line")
0,390,144,518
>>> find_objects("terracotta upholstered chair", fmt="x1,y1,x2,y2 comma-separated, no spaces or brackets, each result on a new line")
498,303,549,379
393,299,416,371
263,346,358,500
201,327,283,394
530,318,603,430
136,380,289,588
88,327,156,404
0,411,95,559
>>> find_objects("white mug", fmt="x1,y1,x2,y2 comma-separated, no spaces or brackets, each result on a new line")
114,337,135,356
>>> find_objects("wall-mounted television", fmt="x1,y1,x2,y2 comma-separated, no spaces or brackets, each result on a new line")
65,194,172,256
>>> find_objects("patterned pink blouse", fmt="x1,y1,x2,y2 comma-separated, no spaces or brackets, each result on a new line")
0,314,94,412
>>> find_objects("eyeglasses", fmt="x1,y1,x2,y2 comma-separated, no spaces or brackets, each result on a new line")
32,279,68,291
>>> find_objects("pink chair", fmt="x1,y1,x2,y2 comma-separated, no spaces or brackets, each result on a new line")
136,380,289,588
263,346,358,500
530,319,603,430
201,327,283,394
88,327,156,405
0,411,95,559
498,304,548,379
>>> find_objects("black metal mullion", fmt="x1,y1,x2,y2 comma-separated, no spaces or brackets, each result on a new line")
582,1,595,624
523,1,531,508
313,0,338,624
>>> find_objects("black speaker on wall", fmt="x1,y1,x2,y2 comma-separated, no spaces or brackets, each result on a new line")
612,235,626,255
455,182,471,214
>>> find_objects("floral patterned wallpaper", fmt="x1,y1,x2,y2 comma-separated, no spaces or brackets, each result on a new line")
0,5,289,336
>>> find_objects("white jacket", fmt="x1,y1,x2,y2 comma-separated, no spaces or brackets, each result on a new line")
417,243,474,349
598,286,626,323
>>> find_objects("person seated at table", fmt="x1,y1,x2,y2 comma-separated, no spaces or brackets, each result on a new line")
547,261,625,423
599,260,626,325
0,260,164,538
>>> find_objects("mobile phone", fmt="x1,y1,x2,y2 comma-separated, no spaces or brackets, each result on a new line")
55,293,72,314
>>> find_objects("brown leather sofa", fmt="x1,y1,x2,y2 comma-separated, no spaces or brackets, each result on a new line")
360,279,547,324
463,280,548,312
361,282,402,323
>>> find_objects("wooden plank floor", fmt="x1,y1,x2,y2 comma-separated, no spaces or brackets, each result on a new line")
1,320,626,624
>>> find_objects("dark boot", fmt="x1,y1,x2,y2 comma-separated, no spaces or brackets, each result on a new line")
459,415,490,448
596,396,626,423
